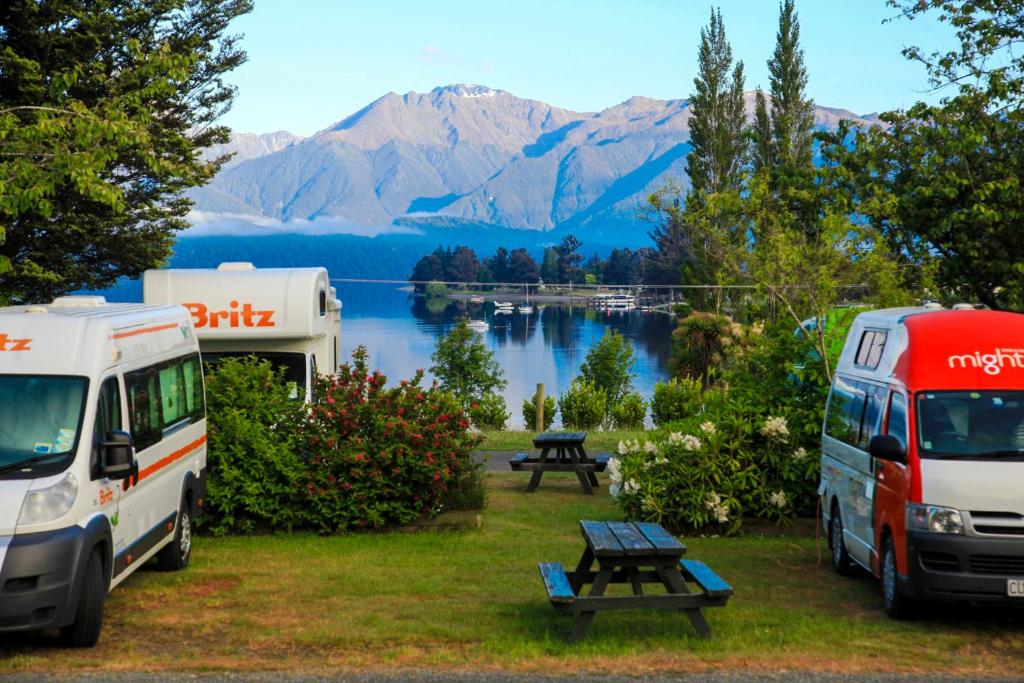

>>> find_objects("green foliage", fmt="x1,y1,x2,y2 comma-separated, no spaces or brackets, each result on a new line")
555,233,583,284
578,329,637,412
424,281,450,298
670,312,742,389
651,377,703,427
522,393,556,432
0,0,252,304
430,320,507,409
557,378,607,431
201,356,307,535
611,392,647,430
300,347,483,532
611,323,828,534
469,392,509,430
687,8,747,200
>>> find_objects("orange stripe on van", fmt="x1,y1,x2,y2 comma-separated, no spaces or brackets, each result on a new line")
138,435,207,482
111,322,180,340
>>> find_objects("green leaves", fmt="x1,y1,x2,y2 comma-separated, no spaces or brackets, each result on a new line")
430,319,507,412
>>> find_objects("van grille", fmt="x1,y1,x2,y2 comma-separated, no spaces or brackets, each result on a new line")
970,512,1024,536
920,552,960,573
969,555,1024,575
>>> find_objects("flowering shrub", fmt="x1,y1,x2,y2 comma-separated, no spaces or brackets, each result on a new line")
299,347,483,532
609,322,828,534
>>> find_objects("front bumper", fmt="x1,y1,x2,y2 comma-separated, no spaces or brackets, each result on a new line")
904,530,1024,603
0,526,89,632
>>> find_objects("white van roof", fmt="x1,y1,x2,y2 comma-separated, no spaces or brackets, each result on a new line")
143,263,341,341
0,297,196,377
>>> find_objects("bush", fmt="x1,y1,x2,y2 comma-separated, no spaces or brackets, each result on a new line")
651,377,703,426
470,392,509,430
299,347,483,532
558,378,607,430
670,312,741,390
579,329,637,410
612,392,647,430
610,323,828,534
202,357,307,535
522,394,556,431
431,319,506,410
424,281,450,298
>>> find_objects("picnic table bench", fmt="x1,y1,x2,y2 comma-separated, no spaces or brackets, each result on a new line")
509,431,609,494
538,520,733,642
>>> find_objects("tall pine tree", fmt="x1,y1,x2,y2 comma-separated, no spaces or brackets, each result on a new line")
753,0,815,170
686,8,747,202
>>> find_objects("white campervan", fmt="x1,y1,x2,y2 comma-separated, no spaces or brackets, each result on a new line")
143,263,342,400
0,297,206,646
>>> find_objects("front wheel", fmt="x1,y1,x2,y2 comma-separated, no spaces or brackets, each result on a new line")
157,496,192,571
881,536,915,619
829,505,853,576
60,550,105,647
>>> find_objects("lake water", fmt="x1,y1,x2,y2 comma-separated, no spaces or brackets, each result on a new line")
335,282,673,428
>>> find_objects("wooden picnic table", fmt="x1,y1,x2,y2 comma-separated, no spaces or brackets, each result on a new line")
508,431,609,494
538,520,733,642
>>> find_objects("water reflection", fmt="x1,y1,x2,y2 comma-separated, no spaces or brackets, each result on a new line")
336,283,673,428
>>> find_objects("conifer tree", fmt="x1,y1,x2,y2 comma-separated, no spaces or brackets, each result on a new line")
686,8,747,201
763,0,815,168
751,88,774,172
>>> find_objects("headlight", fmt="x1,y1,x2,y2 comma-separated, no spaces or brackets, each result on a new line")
18,473,78,526
907,503,964,535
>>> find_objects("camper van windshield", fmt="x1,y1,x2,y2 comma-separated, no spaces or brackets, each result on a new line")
917,391,1024,459
202,352,306,400
0,376,88,468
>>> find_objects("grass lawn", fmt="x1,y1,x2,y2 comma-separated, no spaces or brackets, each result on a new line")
2,473,1023,676
478,429,649,452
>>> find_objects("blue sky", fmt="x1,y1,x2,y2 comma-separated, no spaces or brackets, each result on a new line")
220,0,956,136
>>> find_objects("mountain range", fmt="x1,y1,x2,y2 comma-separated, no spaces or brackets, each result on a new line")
188,84,880,243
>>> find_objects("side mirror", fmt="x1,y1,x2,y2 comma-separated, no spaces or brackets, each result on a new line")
869,434,906,464
100,430,135,479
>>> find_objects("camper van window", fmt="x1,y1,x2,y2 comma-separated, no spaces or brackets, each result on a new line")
887,392,907,450
858,384,887,449
0,375,88,475
917,391,1024,458
825,376,868,446
319,290,326,316
855,330,887,369
126,353,205,450
91,377,122,479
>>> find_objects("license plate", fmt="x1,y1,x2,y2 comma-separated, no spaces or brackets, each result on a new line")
1009,579,1024,597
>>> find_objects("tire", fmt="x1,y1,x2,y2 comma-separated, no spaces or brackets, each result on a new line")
156,496,193,571
60,550,105,647
881,535,915,619
829,504,853,576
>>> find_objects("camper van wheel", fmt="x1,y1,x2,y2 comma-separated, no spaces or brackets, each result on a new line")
156,496,192,571
882,536,915,619
60,550,105,647
829,505,853,576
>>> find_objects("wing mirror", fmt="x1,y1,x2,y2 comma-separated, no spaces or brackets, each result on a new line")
100,430,135,479
869,434,906,464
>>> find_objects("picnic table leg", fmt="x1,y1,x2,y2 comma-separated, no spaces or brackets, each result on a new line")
576,445,600,487
526,447,549,492
568,566,613,642
569,546,595,594
574,468,595,495
629,567,644,596
655,565,711,639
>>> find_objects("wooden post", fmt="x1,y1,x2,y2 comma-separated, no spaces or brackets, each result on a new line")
535,383,545,432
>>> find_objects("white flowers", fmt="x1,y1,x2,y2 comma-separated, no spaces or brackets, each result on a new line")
643,440,658,454
700,421,716,435
682,434,702,451
617,439,642,455
608,456,622,484
769,490,788,509
792,447,807,462
760,415,789,441
667,432,683,446
705,492,729,524
623,479,640,495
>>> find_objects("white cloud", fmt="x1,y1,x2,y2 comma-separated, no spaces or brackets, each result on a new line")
185,211,424,238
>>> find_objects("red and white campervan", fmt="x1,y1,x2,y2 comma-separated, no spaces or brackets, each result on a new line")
819,306,1024,617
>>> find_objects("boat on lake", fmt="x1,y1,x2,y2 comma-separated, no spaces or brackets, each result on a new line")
470,295,485,304
467,319,489,332
592,293,637,311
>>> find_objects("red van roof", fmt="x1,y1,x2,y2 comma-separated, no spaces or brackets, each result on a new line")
899,310,1024,391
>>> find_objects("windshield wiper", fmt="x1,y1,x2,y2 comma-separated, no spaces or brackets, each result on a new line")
974,450,1024,461
0,452,64,475
922,450,1024,461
